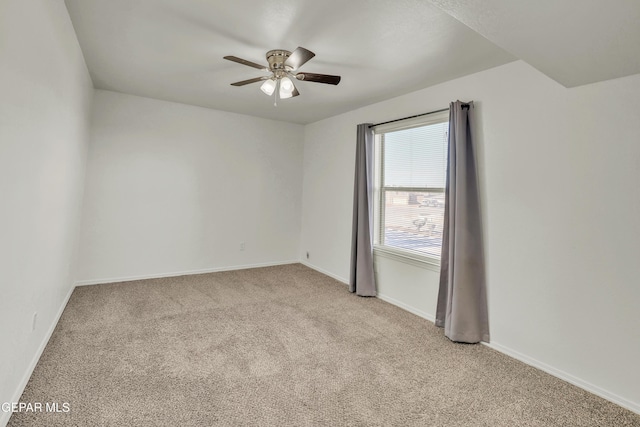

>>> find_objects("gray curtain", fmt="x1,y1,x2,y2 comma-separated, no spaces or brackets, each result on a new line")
435,101,489,343
349,124,376,296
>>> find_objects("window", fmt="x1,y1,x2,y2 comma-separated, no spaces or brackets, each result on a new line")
373,111,449,265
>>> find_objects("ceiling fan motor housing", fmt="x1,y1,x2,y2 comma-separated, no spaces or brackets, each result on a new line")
266,50,292,72
224,47,340,91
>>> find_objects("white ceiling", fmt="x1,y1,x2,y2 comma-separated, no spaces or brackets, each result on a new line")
429,0,640,88
63,0,640,124
63,0,515,124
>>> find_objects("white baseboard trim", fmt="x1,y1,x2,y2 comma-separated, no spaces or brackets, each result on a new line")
8,263,638,422
75,260,300,286
482,341,640,415
1,285,75,427
298,261,438,324
376,293,436,323
376,293,640,415
299,260,349,285
299,263,640,415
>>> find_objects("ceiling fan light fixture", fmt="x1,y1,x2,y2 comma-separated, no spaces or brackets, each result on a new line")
225,47,341,102
260,78,276,96
279,76,295,99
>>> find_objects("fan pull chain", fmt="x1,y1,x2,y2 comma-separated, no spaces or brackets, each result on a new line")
274,79,280,107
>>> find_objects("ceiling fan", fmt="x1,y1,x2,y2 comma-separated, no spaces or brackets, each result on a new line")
224,47,341,102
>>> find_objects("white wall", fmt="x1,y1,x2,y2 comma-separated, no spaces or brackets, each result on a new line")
77,90,304,283
1,1,638,417
0,0,93,423
300,60,640,412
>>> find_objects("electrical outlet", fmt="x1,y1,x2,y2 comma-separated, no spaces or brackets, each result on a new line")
32,312,37,332
240,242,245,251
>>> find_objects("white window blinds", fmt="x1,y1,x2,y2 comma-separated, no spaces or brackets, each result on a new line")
374,111,449,261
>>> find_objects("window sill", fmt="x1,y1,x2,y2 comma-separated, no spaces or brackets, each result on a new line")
373,246,441,272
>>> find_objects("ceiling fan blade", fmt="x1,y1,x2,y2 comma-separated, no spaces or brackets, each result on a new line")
230,76,269,86
223,56,268,71
285,47,315,70
295,72,341,85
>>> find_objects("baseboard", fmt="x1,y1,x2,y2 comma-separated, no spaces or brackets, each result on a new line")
299,263,639,415
298,261,438,324
377,292,640,415
1,285,75,427
75,260,299,286
482,341,640,415
8,263,639,421
299,260,349,285
376,293,436,323
281,262,640,414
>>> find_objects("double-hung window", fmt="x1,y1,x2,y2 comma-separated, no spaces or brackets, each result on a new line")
373,111,449,266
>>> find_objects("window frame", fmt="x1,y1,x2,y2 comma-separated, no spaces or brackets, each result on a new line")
372,110,449,269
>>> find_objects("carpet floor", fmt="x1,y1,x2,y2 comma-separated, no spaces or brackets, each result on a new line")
8,263,640,426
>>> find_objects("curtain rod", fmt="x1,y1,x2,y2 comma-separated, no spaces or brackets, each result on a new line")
369,104,469,128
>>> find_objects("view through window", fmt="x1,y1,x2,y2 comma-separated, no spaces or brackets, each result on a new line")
374,113,449,261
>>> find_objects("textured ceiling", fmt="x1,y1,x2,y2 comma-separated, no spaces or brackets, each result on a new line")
63,0,515,124
64,0,640,124
429,0,640,88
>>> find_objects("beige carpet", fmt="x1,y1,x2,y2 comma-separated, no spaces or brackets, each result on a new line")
9,264,640,426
